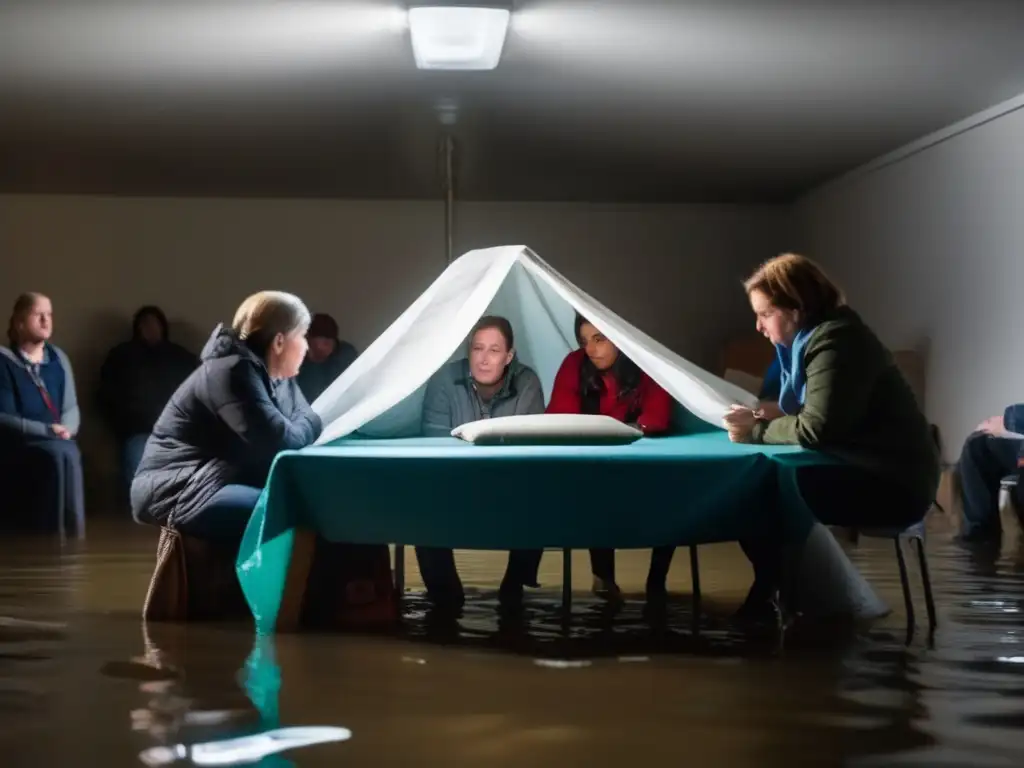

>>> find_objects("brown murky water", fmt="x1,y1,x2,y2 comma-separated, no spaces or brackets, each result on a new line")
2,518,1024,767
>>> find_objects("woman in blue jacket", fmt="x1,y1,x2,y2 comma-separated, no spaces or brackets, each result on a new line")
0,292,85,536
131,291,322,541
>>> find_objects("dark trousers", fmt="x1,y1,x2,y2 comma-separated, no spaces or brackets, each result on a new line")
0,436,86,538
176,484,263,544
589,546,676,591
740,465,931,601
957,432,1023,539
120,433,150,497
415,546,543,595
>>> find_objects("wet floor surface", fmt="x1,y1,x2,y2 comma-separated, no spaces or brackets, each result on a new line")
2,518,1024,767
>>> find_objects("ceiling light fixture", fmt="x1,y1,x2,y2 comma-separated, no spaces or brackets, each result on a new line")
406,2,512,71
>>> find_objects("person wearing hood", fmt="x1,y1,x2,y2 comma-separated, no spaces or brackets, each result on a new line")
295,313,358,403
0,292,85,536
131,291,322,541
418,315,546,609
98,305,198,496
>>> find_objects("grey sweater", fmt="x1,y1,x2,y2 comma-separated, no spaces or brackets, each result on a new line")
421,358,545,436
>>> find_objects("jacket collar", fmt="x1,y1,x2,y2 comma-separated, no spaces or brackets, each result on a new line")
0,344,53,369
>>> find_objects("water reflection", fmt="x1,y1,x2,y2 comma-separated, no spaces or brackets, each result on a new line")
114,626,351,766
2,522,1024,765
397,587,786,661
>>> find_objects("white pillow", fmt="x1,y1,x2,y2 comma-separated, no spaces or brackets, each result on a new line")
451,413,644,445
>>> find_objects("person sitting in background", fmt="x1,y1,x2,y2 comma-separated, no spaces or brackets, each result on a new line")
724,253,939,620
0,292,85,536
419,315,546,609
954,408,1024,543
98,305,198,498
295,312,358,403
547,313,674,603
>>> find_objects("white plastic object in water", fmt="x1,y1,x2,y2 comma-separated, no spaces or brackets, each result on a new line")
138,726,353,767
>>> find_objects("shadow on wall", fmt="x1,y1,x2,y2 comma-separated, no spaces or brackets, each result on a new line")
169,318,208,356
890,335,945,460
77,309,125,512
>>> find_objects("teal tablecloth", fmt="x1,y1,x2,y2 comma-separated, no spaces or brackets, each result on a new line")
237,432,835,632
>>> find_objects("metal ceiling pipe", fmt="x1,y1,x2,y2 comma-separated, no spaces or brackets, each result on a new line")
442,133,455,265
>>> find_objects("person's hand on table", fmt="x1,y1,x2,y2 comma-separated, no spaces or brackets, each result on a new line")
724,405,757,443
976,415,1006,437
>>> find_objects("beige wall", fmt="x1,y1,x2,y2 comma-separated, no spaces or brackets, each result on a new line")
0,195,791,495
795,100,1024,463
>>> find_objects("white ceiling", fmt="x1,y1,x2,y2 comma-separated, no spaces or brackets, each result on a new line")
2,0,1024,202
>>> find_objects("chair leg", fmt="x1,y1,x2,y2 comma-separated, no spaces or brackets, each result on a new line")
914,537,937,631
56,464,67,545
894,538,915,633
689,545,701,632
562,547,573,618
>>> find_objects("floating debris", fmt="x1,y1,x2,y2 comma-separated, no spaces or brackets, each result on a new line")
533,659,592,669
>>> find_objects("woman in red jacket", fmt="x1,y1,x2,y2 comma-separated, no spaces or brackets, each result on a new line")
547,313,674,602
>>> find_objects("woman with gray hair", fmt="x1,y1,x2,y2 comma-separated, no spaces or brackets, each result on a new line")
131,291,322,541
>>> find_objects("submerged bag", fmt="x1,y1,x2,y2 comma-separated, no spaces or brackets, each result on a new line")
300,541,398,631
142,527,250,622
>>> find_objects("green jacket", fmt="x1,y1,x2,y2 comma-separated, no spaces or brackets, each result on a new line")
752,306,939,504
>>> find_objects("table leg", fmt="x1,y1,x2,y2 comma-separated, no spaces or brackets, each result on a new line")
276,528,317,633
689,545,701,634
394,544,405,601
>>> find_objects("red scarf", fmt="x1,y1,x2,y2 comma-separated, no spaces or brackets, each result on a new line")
22,352,61,421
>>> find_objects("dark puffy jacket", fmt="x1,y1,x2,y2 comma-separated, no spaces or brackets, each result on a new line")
130,324,322,528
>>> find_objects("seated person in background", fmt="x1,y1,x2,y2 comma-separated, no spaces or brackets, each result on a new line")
131,291,322,542
0,292,85,536
547,313,674,603
295,312,358,403
98,305,198,498
955,407,1024,543
724,253,939,620
419,315,545,608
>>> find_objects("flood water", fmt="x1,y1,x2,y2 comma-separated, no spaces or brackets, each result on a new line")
2,518,1024,767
